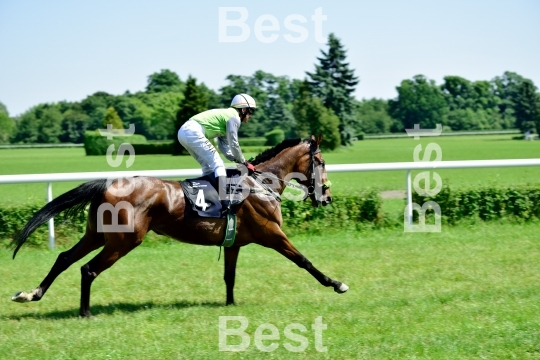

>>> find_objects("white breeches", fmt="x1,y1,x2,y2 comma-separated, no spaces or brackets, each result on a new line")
177,120,226,178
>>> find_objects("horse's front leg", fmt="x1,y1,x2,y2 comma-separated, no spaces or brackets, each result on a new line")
260,224,349,294
224,246,241,305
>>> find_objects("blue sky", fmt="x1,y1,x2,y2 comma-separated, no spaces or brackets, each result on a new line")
0,0,538,116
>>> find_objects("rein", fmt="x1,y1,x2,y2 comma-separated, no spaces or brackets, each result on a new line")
252,142,331,201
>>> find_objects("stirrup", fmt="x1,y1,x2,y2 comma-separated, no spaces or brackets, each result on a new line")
221,200,231,215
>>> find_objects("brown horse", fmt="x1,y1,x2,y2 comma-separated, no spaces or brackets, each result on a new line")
11,135,349,317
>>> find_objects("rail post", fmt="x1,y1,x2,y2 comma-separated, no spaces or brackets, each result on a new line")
47,182,55,249
406,170,413,227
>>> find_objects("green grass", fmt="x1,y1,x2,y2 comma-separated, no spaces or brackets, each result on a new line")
327,135,540,193
1,224,540,359
1,135,539,204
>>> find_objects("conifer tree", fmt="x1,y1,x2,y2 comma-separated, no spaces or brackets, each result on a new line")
306,33,359,145
174,75,208,155
102,106,123,129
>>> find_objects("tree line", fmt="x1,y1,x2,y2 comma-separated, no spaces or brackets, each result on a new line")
1,33,539,150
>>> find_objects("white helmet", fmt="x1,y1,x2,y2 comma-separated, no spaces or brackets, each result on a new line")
231,94,257,109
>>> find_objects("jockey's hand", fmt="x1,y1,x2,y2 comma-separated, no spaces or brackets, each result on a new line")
244,161,256,175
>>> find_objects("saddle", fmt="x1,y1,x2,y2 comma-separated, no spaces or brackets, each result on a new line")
180,168,247,219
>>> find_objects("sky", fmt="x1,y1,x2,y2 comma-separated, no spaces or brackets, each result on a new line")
0,0,539,116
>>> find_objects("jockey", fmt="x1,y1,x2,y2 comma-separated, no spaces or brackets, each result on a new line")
177,93,257,205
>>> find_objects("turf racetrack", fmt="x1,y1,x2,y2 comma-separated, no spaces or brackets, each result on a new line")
1,135,539,358
0,135,539,204
1,224,540,358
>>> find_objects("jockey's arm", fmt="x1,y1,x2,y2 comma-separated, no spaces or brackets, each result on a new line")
224,116,246,164
216,136,236,162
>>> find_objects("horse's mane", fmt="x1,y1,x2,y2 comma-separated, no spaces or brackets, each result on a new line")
251,138,312,166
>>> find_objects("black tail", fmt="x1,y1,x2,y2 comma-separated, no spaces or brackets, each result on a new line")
12,179,108,259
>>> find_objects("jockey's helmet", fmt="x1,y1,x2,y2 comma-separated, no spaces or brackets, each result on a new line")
231,94,257,109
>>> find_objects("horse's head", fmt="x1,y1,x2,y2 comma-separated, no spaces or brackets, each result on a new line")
295,134,332,207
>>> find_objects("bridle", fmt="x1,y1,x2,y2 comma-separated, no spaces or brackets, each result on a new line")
306,141,331,204
252,140,331,202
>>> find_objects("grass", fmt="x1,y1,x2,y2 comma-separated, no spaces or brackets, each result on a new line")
1,223,540,359
1,135,539,204
2,136,539,358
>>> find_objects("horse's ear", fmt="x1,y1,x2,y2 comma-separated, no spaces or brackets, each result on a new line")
317,133,323,147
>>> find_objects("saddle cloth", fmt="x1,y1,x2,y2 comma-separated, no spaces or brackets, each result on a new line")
180,169,246,218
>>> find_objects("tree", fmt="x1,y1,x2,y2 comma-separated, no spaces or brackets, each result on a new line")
218,70,301,137
491,71,524,114
0,101,8,116
441,76,474,111
174,76,208,155
514,79,538,133
266,97,295,137
306,33,359,145
389,75,449,130
111,95,153,137
293,83,341,150
102,107,123,129
12,110,39,143
81,92,114,130
219,72,270,137
146,69,184,93
536,95,540,136
199,83,222,109
0,102,15,144
147,92,183,140
60,105,91,143
354,98,395,134
0,113,15,144
12,104,63,143
37,107,63,143
440,76,506,131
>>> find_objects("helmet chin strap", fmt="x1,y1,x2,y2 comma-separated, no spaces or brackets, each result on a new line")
239,94,252,113
238,108,248,121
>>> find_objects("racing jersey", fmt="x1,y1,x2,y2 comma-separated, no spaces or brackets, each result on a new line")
191,108,245,163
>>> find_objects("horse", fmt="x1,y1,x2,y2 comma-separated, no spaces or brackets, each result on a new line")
11,135,349,317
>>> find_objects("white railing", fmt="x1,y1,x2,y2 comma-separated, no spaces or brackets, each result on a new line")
1,158,540,249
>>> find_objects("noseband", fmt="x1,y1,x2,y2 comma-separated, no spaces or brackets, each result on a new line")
251,140,331,202
307,142,331,202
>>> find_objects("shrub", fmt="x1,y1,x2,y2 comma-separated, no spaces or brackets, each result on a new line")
132,142,174,155
0,201,87,248
239,137,267,147
281,189,383,235
264,128,285,146
0,190,384,248
412,184,540,224
83,130,147,155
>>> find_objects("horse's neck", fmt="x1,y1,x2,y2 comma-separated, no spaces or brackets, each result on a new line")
255,145,304,194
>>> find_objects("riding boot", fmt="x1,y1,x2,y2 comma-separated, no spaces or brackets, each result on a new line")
215,175,230,215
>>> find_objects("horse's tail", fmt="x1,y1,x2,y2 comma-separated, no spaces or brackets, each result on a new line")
12,179,109,259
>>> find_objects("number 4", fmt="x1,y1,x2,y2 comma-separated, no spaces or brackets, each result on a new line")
195,189,208,211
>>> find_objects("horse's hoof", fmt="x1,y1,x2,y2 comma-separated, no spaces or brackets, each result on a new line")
334,282,349,294
11,291,31,303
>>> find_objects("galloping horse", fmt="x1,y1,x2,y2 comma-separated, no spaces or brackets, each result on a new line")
11,135,349,317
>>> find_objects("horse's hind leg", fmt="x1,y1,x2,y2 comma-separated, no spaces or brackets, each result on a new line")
224,246,241,305
79,232,144,317
12,231,105,303
261,224,349,294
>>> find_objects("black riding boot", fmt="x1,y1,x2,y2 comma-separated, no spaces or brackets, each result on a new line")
214,175,230,214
